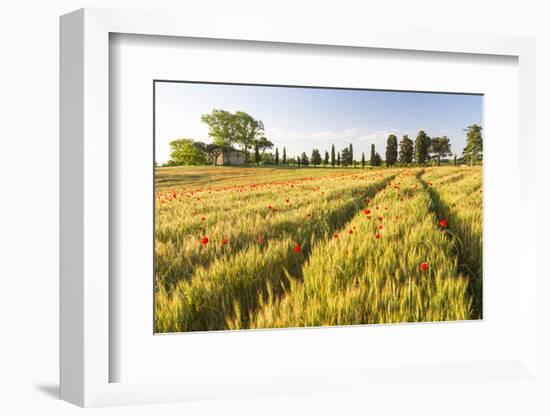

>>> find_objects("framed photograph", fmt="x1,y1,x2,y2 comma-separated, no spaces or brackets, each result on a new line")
60,8,540,408
152,80,484,334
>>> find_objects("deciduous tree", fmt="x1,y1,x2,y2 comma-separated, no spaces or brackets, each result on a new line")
341,147,352,167
255,136,274,157
311,149,322,166
201,109,236,164
462,124,483,166
234,111,264,162
254,141,260,165
169,138,207,165
429,136,452,166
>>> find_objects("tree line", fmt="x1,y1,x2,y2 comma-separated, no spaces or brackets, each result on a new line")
165,109,483,167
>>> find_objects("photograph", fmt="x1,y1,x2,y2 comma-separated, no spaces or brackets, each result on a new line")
153,81,483,333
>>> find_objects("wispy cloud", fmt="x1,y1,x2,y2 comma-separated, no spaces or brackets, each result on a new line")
266,126,398,157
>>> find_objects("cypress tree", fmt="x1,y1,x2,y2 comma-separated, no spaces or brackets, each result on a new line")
385,134,398,166
414,130,430,165
331,144,336,167
399,135,414,165
282,147,287,165
301,152,309,166
275,148,279,165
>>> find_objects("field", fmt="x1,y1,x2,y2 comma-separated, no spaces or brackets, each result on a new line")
154,165,482,332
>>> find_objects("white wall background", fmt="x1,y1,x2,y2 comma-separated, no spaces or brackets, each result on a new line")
0,1,548,415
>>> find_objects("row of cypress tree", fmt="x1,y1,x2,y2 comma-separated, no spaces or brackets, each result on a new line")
266,125,482,167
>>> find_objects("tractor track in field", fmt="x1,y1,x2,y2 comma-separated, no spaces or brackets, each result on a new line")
156,173,399,332
418,171,482,319
156,174,397,291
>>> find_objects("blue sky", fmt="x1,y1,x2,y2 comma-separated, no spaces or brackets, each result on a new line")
155,81,483,164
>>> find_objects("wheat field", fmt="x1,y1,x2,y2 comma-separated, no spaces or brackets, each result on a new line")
154,165,482,332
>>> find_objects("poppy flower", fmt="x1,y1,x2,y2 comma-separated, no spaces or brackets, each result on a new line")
201,217,206,222
378,216,383,222
268,205,273,210
439,219,448,228
363,209,371,215
258,235,265,245
379,225,383,230
375,233,381,240
420,262,429,272
200,236,209,246
333,234,339,239
293,244,301,253
221,238,229,245
349,229,353,234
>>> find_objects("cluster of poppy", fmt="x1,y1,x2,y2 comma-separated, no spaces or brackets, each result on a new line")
196,180,445,277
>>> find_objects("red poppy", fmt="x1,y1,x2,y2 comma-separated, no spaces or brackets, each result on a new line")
420,262,429,272
375,233,381,240
378,216,383,222
349,229,353,234
293,244,301,253
201,217,206,222
438,219,448,228
221,238,229,245
333,234,339,239
268,205,273,209
258,235,265,245
363,209,371,215
200,236,209,246
379,225,383,230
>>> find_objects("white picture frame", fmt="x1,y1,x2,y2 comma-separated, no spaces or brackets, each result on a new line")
60,7,539,408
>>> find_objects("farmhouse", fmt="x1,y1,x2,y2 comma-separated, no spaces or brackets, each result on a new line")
212,148,246,165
